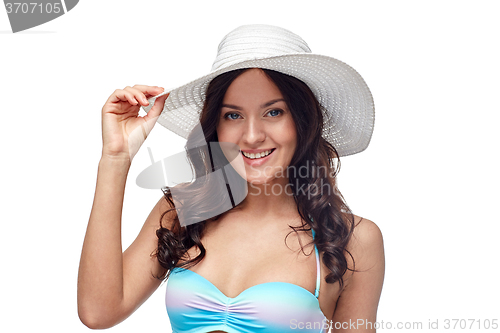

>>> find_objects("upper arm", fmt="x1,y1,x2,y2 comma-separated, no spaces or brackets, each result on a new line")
331,216,385,332
119,195,175,320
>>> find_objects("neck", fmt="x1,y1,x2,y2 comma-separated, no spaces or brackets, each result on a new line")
232,176,298,220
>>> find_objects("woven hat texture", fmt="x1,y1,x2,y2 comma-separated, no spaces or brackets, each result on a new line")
142,24,375,157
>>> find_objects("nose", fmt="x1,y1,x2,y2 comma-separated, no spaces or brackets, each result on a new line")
242,118,266,145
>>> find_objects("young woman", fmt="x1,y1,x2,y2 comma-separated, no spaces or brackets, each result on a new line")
78,25,385,333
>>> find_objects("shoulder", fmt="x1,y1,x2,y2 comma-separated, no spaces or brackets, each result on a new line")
332,215,385,323
343,214,385,283
351,215,384,248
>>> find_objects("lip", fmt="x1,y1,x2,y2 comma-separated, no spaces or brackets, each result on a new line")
241,148,276,167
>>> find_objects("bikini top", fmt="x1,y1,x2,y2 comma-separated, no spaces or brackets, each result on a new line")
165,229,327,333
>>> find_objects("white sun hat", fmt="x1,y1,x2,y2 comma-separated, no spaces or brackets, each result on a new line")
142,24,375,157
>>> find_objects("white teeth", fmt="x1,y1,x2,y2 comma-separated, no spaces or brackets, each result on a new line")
242,149,273,159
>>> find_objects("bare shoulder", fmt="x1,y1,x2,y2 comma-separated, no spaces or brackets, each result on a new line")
146,194,177,230
333,215,385,325
343,214,385,281
351,214,384,248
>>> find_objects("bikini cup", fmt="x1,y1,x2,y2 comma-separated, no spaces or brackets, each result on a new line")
165,228,327,333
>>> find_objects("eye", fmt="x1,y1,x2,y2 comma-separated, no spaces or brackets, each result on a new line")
224,112,241,120
267,109,283,117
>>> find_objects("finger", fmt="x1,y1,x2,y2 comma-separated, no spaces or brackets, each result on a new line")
122,86,149,106
107,89,139,106
144,93,169,122
132,84,165,97
125,85,165,102
141,94,169,138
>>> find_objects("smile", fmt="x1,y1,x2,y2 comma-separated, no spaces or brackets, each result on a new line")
241,149,276,160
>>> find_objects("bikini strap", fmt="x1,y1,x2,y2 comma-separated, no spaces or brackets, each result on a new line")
311,228,321,299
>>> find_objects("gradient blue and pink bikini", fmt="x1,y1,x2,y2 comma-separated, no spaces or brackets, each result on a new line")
165,229,327,332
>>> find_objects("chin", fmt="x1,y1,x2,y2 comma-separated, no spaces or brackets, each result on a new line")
247,176,275,186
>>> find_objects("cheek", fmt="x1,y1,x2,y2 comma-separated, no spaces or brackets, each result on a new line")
217,123,235,143
216,123,226,141
278,119,297,148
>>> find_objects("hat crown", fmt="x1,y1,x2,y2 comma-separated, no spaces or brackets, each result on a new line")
211,24,311,72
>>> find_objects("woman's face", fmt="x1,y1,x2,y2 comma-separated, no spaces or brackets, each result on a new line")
216,68,297,185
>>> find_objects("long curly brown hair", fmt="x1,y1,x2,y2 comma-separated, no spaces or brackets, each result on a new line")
153,68,357,289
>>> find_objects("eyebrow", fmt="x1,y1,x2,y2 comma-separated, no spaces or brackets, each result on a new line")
221,98,285,110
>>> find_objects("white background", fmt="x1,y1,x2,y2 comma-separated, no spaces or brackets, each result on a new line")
1,1,499,332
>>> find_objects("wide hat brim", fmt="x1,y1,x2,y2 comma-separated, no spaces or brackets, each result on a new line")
142,52,375,157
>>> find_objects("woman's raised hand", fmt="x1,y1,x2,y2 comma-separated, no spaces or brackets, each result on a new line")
79,85,170,328
101,85,169,161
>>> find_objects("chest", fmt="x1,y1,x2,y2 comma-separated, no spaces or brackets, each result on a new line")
172,217,341,320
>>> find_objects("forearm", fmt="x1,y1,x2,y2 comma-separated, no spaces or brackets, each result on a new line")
77,155,131,326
